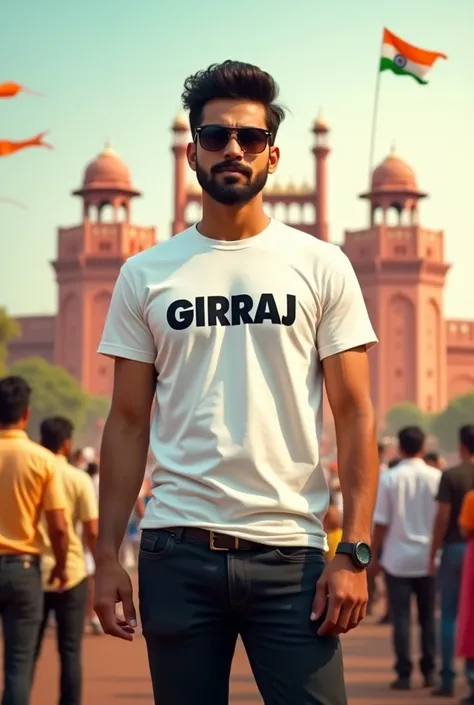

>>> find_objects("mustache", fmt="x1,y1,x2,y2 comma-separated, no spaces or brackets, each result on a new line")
211,160,251,177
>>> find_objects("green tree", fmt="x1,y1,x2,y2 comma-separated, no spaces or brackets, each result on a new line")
385,402,430,435
7,357,87,441
431,392,474,452
0,307,20,377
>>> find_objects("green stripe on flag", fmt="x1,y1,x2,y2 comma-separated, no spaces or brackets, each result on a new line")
379,57,428,85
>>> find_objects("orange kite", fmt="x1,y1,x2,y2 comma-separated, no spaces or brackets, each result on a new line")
0,81,44,98
0,131,53,157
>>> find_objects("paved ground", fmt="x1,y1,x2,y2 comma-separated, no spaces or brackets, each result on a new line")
28,611,467,705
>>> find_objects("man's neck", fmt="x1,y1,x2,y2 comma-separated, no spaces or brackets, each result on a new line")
0,423,26,433
198,195,269,241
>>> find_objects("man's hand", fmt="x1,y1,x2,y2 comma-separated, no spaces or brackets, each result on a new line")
48,564,67,592
94,557,137,641
311,555,368,635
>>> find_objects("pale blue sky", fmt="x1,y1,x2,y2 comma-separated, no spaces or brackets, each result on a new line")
1,0,472,318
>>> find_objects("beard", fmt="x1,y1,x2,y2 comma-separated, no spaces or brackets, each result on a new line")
196,158,269,206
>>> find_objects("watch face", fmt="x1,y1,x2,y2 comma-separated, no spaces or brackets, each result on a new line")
355,542,372,566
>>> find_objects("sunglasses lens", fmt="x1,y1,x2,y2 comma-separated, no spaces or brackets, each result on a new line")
199,126,229,152
237,128,269,154
198,126,270,154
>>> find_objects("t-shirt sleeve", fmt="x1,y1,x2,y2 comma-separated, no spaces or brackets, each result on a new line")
316,248,378,360
373,476,391,526
97,264,157,364
459,490,474,531
42,460,67,512
77,474,99,523
436,471,453,504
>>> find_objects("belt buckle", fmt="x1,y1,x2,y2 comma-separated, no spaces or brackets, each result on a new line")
209,531,240,551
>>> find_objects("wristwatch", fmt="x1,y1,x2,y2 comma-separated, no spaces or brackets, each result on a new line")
335,541,372,569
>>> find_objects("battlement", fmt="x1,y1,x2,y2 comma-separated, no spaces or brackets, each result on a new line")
57,221,156,261
446,319,474,349
7,315,55,366
344,225,445,263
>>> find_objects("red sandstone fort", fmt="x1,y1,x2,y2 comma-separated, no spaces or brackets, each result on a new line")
7,113,474,422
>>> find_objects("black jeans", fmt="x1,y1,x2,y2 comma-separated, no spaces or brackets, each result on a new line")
138,528,347,705
385,572,436,679
34,578,89,705
0,554,43,705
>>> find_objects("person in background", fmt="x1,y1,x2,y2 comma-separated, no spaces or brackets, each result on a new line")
34,416,98,705
378,442,388,473
457,490,474,705
371,426,441,691
424,451,445,471
83,461,101,635
70,449,86,471
0,376,68,705
457,489,474,705
429,425,474,697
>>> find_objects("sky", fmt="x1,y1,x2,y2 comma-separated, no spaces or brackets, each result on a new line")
1,0,473,318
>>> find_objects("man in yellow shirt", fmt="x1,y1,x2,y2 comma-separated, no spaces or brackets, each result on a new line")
34,416,98,705
0,376,68,705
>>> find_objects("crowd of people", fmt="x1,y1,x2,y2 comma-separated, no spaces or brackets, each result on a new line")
0,375,151,705
1,370,473,704
370,426,474,703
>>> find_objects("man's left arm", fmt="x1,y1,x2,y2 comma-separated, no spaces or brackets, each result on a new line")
310,249,379,635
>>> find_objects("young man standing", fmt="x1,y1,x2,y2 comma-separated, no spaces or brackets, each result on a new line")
429,425,474,697
94,60,379,705
0,376,68,705
371,426,441,691
35,416,99,705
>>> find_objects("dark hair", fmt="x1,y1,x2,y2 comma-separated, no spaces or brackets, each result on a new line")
0,376,31,425
460,425,474,455
388,457,400,469
40,416,74,453
424,451,440,464
398,426,425,457
181,60,286,142
377,442,385,457
86,462,99,477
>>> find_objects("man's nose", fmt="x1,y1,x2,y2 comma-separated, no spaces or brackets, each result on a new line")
223,136,243,160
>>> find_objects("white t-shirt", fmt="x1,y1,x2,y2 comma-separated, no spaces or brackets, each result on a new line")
98,220,377,549
373,457,441,577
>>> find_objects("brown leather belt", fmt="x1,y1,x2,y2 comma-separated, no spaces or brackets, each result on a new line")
170,527,262,551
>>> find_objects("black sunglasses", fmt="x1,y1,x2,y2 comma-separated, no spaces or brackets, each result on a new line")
194,125,272,154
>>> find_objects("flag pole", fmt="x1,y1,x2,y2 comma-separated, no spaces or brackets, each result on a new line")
368,31,384,189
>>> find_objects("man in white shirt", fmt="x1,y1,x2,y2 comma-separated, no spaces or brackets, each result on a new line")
371,426,441,692
93,60,380,705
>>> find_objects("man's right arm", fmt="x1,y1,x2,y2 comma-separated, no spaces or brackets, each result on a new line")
93,262,157,640
43,464,69,589
96,357,156,562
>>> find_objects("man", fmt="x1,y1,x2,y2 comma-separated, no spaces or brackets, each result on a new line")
371,426,441,691
429,425,474,697
94,60,379,705
34,416,98,705
424,451,445,471
0,376,68,705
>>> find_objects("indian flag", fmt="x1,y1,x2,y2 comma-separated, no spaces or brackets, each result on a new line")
380,28,447,85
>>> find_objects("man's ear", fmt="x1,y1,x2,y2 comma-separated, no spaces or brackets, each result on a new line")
187,142,197,172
